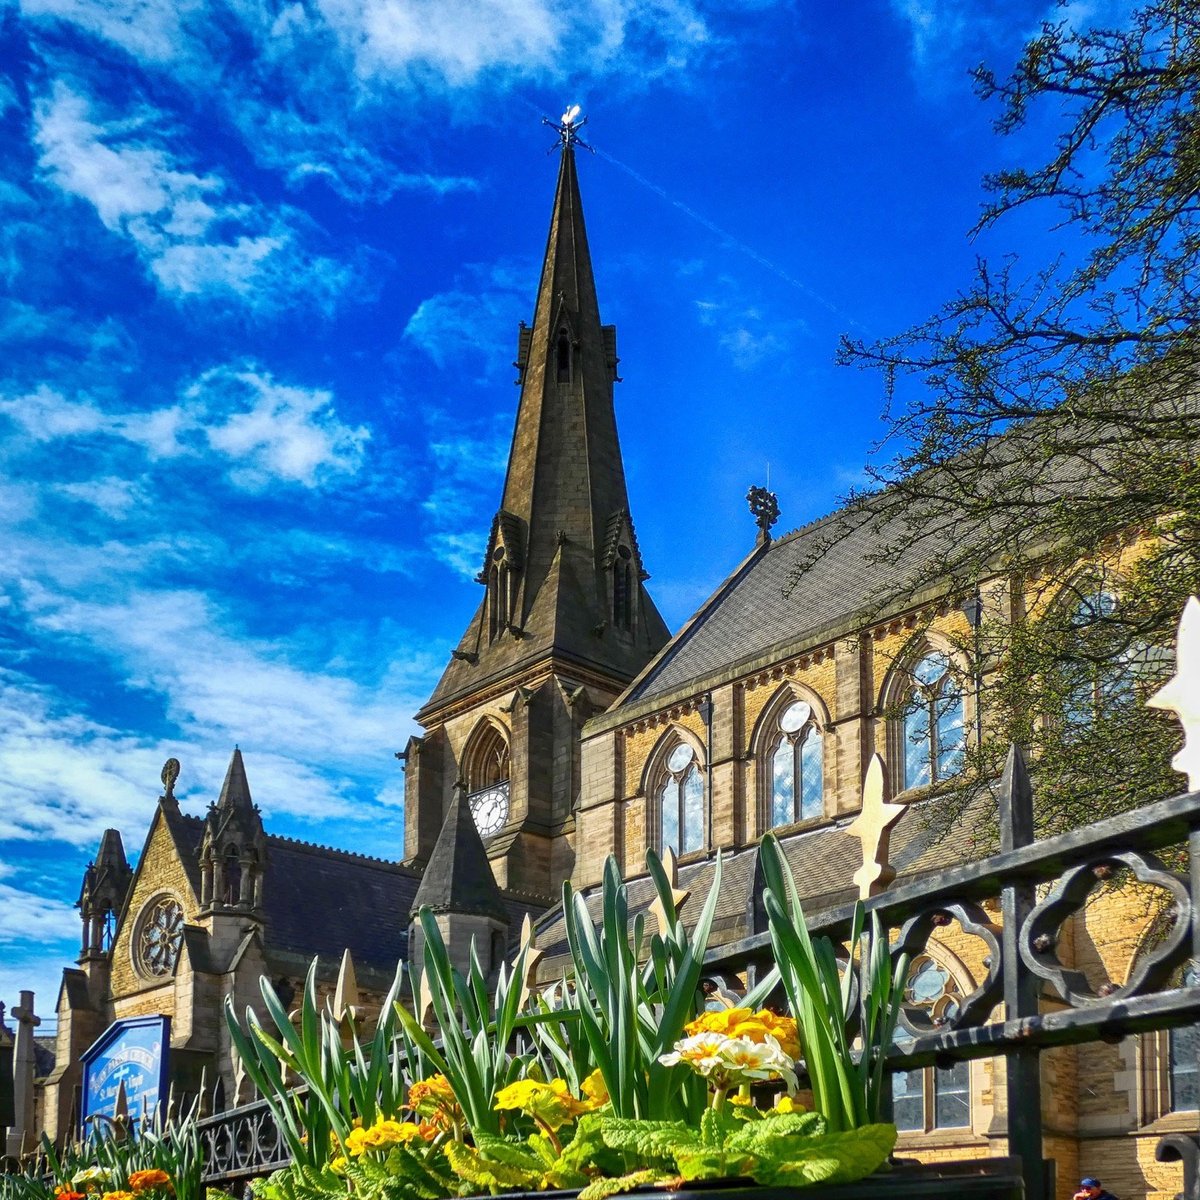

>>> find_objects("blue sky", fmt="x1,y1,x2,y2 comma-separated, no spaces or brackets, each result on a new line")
0,0,1123,1021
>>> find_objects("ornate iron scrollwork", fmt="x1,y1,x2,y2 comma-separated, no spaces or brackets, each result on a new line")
1020,850,1191,1006
892,901,1002,1033
199,1102,288,1184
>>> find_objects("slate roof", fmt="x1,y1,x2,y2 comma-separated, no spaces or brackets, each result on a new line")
410,790,510,923
161,805,205,897
530,790,992,981
262,836,420,973
626,499,970,706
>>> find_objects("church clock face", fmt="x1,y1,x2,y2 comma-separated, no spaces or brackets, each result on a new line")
469,783,510,839
133,894,185,979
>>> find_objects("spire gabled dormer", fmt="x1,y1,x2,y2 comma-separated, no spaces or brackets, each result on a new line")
405,134,670,898
199,748,266,913
77,829,133,962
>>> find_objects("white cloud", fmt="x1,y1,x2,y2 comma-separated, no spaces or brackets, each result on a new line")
58,476,146,517
693,286,808,370
0,367,369,491
186,366,370,489
20,0,209,64
18,0,728,204
32,82,354,312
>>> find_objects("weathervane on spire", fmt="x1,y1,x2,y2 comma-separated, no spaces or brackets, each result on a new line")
543,104,593,153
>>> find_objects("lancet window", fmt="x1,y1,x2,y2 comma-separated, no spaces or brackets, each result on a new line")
658,739,705,856
901,651,966,790
767,699,824,828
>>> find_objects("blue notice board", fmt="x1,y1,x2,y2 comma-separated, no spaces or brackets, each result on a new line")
80,1015,170,1129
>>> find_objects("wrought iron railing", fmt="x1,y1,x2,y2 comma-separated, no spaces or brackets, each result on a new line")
197,747,1200,1199
199,1095,288,1185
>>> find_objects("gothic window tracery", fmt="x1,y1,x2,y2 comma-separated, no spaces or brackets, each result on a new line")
891,955,970,1132
901,651,966,790
767,699,824,828
133,894,185,979
657,739,704,856
1060,584,1151,728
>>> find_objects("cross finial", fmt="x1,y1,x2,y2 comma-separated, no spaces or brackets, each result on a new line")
846,754,905,899
544,104,592,152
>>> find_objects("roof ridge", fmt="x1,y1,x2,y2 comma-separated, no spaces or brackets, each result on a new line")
266,832,416,873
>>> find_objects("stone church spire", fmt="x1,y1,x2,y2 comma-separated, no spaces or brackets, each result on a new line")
404,134,670,898
421,142,668,719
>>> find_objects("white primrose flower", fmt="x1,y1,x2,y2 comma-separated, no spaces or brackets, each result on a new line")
658,1031,728,1075
717,1033,800,1092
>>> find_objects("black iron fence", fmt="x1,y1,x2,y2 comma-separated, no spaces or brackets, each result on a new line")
197,747,1200,1200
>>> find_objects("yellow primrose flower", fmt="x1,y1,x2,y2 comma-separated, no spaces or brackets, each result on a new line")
580,1068,609,1110
773,1095,805,1114
329,1158,348,1176
494,1077,590,1131
344,1127,370,1157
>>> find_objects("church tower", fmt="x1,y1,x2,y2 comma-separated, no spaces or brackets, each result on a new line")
404,123,670,902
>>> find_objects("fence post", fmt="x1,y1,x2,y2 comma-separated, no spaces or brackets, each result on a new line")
1000,744,1045,1200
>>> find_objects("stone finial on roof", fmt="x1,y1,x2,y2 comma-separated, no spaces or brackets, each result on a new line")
410,784,509,924
161,757,180,800
746,485,779,546
846,754,905,899
1149,595,1200,790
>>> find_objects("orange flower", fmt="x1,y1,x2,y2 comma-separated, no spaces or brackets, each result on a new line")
128,1171,172,1193
56,1191,85,1200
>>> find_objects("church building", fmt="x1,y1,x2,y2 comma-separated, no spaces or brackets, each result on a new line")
19,123,1196,1200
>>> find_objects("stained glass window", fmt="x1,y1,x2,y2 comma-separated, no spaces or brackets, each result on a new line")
891,955,970,1131
902,653,965,790
768,700,824,828
659,741,704,855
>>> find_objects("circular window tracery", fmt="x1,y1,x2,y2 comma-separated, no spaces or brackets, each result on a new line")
903,954,963,1027
135,895,185,978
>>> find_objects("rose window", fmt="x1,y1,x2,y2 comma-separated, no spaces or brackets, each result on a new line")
135,895,185,978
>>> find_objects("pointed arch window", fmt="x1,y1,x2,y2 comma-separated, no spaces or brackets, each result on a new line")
613,545,633,630
488,549,511,642
902,652,965,790
465,722,511,839
658,741,704,856
1169,965,1200,1110
222,846,242,905
1061,585,1148,728
768,700,824,828
891,955,970,1132
556,329,571,383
